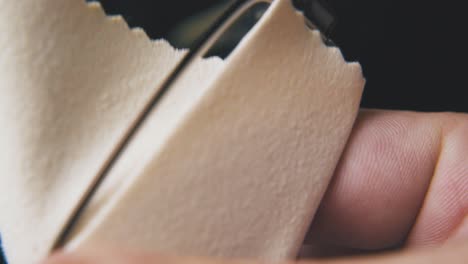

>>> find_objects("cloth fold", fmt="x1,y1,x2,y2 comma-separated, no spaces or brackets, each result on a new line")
0,0,364,263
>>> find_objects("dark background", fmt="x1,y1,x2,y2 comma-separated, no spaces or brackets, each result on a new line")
92,0,467,112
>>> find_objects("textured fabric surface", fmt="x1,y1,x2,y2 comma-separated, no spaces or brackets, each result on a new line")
65,0,364,260
0,0,212,262
0,0,363,263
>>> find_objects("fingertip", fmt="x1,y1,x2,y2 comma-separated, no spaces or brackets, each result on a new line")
306,109,443,250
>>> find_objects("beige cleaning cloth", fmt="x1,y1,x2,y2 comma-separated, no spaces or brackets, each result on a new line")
0,0,364,263
0,0,222,263
65,0,365,260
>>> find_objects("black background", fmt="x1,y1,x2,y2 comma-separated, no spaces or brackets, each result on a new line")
93,0,467,112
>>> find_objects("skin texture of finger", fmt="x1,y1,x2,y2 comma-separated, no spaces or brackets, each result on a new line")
43,242,468,264
301,241,468,264
305,109,467,251
406,112,468,247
